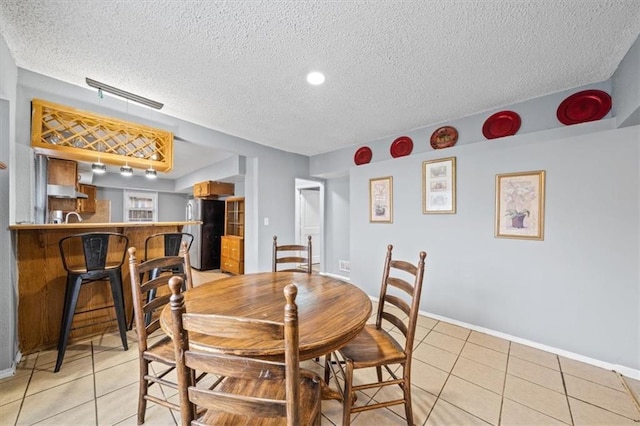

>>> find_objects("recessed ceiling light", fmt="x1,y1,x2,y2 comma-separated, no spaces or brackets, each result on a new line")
306,71,325,85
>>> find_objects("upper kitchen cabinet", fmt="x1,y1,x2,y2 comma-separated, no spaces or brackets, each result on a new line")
77,184,97,213
47,157,79,213
193,180,234,198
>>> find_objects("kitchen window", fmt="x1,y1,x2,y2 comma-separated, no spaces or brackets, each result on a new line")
123,190,158,222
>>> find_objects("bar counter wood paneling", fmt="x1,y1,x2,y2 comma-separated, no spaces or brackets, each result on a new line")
9,221,200,355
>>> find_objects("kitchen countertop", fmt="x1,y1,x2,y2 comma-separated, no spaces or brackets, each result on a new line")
9,221,201,230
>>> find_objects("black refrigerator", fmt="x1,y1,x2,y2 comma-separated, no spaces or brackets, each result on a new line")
184,198,225,270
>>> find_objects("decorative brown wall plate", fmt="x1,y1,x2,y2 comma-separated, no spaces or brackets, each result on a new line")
430,126,458,149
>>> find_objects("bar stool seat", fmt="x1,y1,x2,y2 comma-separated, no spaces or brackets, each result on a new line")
55,232,129,372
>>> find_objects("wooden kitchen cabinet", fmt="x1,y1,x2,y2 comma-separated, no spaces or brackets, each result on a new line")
77,184,97,213
220,235,244,275
193,180,234,198
48,157,77,186
224,196,245,237
47,157,78,213
221,196,245,274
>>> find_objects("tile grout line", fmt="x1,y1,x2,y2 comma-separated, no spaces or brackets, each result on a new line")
92,340,99,426
616,371,640,416
496,340,512,426
557,354,575,426
12,352,38,426
419,321,440,425
422,323,496,426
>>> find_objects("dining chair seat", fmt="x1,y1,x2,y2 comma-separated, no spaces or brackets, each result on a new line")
199,374,321,425
143,336,175,364
337,325,406,367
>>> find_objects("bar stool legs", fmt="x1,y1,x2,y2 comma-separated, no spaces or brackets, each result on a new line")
55,275,83,373
107,270,130,351
54,271,129,373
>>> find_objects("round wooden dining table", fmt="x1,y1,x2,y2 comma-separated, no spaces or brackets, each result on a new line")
160,271,372,361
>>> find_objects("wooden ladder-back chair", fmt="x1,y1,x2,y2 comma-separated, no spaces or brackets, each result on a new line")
272,235,313,273
128,242,202,424
325,244,426,426
168,276,322,426
127,232,195,329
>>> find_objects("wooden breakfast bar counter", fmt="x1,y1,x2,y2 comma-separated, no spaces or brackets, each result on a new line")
9,221,200,354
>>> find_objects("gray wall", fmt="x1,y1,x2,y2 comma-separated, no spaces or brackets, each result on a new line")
325,176,350,276
0,99,15,374
347,124,639,370
96,187,189,223
613,34,640,127
0,33,18,375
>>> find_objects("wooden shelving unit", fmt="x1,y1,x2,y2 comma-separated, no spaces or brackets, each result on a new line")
221,197,245,274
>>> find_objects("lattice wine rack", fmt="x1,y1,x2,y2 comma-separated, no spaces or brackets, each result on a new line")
31,99,173,172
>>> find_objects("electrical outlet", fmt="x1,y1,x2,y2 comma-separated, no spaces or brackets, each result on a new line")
339,260,350,272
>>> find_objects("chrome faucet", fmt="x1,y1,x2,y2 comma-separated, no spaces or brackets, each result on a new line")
65,211,83,223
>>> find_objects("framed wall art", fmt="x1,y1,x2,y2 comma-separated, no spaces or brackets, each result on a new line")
423,157,456,214
369,176,393,223
495,170,545,240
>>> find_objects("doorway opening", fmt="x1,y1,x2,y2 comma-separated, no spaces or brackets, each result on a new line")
294,178,324,273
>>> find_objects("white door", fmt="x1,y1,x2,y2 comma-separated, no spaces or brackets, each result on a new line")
299,188,321,265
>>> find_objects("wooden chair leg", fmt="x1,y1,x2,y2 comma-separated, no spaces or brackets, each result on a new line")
324,354,331,384
138,359,149,425
342,360,355,426
403,368,413,426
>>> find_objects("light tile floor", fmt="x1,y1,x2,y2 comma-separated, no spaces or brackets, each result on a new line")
2,269,639,425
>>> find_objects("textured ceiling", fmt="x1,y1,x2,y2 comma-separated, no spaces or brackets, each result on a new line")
1,1,639,158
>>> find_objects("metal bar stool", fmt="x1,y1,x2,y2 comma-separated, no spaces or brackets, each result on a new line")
55,232,129,372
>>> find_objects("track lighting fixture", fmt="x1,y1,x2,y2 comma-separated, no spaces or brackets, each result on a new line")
86,77,164,110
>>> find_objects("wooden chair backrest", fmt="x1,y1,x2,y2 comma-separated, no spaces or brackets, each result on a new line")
272,235,312,273
128,241,193,349
375,244,427,358
169,277,303,426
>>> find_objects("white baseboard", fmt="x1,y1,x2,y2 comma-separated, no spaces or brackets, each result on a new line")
321,271,350,282
0,351,21,380
367,296,640,380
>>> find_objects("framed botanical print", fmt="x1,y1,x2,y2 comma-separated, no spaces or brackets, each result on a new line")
495,170,545,240
369,176,393,223
423,157,456,214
